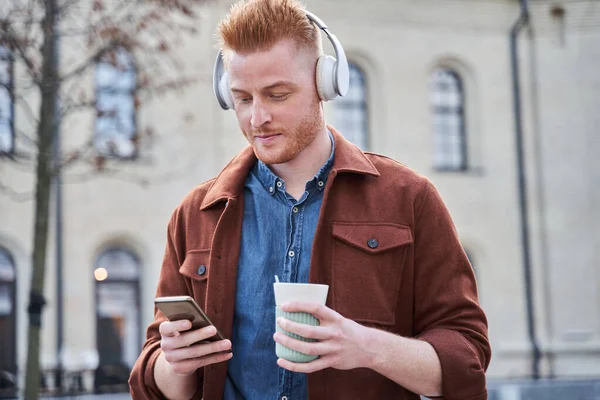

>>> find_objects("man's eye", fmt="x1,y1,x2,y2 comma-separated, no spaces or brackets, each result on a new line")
271,93,289,100
237,97,252,103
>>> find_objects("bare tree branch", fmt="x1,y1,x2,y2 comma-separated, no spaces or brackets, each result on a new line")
13,78,39,96
59,44,109,82
0,5,18,27
0,155,36,172
137,74,199,101
3,24,41,85
22,0,42,53
57,26,89,37
53,139,95,172
59,99,95,117
60,4,159,82
57,0,83,18
14,94,40,129
62,156,199,186
5,0,211,396
15,128,40,149
23,0,37,30
0,147,36,166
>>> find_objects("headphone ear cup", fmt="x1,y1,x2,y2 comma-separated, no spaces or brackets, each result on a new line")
218,72,234,110
316,55,338,102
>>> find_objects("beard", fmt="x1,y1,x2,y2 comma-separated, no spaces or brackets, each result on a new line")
243,100,323,165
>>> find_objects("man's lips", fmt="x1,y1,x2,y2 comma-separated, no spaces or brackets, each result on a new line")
254,133,281,143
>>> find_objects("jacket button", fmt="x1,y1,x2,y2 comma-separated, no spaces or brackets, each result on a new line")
367,238,379,249
197,265,207,276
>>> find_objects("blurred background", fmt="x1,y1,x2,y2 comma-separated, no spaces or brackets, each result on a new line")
0,0,599,398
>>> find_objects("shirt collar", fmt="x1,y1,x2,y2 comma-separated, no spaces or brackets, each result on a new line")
200,126,379,210
255,130,335,196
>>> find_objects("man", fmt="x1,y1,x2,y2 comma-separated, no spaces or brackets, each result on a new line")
129,0,491,399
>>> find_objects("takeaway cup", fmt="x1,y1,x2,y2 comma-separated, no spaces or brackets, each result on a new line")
273,281,329,363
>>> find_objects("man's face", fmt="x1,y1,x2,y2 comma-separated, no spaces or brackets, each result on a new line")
227,39,323,165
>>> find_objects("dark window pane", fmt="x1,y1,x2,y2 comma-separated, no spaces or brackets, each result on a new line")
95,247,141,374
97,283,139,368
0,248,16,393
0,286,12,316
0,249,15,281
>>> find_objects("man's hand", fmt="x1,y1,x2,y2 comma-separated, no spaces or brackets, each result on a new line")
159,319,233,376
272,301,374,373
272,302,443,396
154,320,232,399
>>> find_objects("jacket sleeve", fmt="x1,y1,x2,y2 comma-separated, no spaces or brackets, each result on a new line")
413,181,491,400
128,211,204,399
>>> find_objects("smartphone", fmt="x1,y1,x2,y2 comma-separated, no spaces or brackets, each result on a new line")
154,295,227,343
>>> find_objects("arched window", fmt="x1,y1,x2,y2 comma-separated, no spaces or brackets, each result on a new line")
0,45,14,155
95,47,137,158
430,68,467,171
333,63,369,150
94,247,141,386
0,247,17,395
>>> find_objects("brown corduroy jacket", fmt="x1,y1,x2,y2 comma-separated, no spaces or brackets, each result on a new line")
129,127,491,400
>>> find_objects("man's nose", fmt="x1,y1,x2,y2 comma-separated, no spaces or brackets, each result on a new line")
250,99,272,128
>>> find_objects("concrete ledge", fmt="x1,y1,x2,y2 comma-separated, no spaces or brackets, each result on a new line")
487,379,600,400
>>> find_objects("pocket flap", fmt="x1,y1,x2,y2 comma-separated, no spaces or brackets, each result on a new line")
332,222,412,254
179,249,211,281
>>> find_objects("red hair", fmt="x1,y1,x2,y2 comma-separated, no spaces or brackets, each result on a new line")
216,0,321,58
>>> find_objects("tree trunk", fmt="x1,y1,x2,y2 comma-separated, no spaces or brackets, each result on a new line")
24,0,59,398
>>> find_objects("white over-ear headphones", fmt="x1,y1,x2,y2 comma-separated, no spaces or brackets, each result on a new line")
213,10,350,110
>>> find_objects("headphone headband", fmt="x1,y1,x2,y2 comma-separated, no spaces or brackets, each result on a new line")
305,11,350,98
213,10,349,110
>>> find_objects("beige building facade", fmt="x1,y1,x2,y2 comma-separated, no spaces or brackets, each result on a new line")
0,0,598,393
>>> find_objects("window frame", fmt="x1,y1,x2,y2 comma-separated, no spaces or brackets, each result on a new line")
0,246,17,394
94,247,142,372
333,62,369,151
94,47,138,160
430,67,468,172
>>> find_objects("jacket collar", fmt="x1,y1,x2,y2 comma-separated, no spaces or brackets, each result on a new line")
200,125,379,210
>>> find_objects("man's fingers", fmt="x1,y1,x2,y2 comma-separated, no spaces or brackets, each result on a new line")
163,339,232,364
180,325,219,347
273,332,329,357
276,318,330,340
160,322,219,349
159,320,192,337
277,355,331,374
280,302,339,322
168,350,233,376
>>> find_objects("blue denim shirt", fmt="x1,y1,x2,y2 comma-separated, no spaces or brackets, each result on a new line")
223,134,334,400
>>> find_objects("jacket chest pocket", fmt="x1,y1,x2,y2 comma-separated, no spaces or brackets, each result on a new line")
331,222,413,326
179,249,211,310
